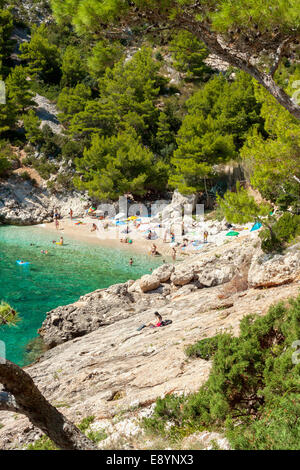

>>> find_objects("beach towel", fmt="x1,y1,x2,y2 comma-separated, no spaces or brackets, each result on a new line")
226,231,239,237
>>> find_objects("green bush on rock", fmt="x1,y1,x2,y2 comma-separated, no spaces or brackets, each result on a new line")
143,295,300,449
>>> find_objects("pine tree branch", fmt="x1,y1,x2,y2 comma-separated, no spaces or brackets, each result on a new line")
0,360,97,450
269,38,292,77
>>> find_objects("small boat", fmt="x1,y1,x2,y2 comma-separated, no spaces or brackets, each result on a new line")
16,260,30,266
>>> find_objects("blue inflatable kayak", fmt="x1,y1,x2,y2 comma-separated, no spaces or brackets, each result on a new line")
16,260,30,266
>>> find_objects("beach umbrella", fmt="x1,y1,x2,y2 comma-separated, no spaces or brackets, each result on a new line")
250,222,262,232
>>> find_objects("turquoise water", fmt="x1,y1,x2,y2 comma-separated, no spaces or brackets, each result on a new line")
0,226,162,366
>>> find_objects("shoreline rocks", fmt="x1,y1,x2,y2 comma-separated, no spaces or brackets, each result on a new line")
39,237,300,350
0,177,91,225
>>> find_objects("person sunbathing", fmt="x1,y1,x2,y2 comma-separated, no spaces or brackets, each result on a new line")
180,238,189,248
147,312,163,328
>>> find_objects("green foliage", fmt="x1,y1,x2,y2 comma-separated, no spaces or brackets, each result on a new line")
32,157,57,180
0,301,20,326
68,47,165,143
77,415,107,443
0,140,12,177
259,212,300,253
144,295,300,449
77,415,95,432
23,110,44,145
57,84,92,126
20,25,62,84
241,79,300,211
75,128,169,200
61,45,87,87
87,40,124,80
185,336,220,360
27,435,58,450
6,66,35,113
217,182,272,225
170,31,211,80
169,73,263,193
50,0,300,37
0,81,16,135
86,429,107,443
0,6,14,75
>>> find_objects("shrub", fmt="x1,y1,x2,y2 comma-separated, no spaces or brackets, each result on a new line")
19,171,32,181
77,416,95,433
185,336,220,360
260,212,300,253
143,295,300,449
0,155,11,177
27,436,57,450
0,302,20,326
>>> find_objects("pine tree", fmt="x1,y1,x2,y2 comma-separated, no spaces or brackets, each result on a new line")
50,0,300,119
20,25,62,84
87,40,124,80
61,46,87,87
6,66,35,113
74,128,169,200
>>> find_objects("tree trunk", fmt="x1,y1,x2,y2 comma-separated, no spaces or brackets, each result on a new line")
177,17,300,120
0,360,97,450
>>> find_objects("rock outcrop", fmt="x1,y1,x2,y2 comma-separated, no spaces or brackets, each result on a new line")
0,177,91,225
39,281,169,348
38,238,257,348
248,246,300,288
1,271,299,450
139,274,161,293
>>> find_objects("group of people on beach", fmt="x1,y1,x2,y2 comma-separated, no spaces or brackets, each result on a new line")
52,207,210,265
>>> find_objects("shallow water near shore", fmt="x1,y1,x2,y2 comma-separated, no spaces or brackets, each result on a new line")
0,225,162,366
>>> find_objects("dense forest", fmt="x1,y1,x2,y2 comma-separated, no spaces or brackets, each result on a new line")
0,0,300,243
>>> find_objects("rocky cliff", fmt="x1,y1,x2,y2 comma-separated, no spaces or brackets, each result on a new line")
0,235,299,450
0,177,91,224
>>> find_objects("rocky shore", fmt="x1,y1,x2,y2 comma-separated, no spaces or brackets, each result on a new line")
0,177,91,225
0,230,298,450
39,237,300,349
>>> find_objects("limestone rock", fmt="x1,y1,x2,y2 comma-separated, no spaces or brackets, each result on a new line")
248,251,300,288
139,274,161,293
152,264,174,283
0,177,91,225
171,268,195,286
196,265,235,287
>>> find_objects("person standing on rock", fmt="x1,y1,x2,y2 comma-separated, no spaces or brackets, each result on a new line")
172,247,176,261
204,231,208,243
69,209,73,220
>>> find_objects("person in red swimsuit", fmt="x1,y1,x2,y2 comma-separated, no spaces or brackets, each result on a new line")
147,312,163,328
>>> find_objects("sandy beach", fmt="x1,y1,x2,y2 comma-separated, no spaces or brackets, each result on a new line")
41,212,259,263
41,216,179,261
